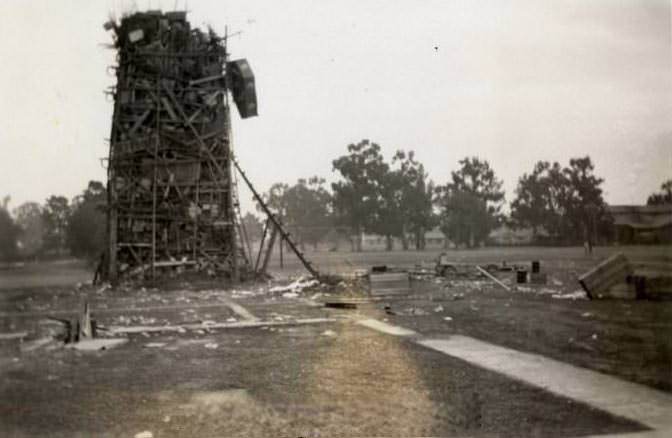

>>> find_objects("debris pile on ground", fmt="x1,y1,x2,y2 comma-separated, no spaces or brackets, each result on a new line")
310,274,371,298
436,264,483,280
269,277,320,295
14,300,130,353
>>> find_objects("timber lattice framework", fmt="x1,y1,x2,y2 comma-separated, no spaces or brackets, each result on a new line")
103,11,257,282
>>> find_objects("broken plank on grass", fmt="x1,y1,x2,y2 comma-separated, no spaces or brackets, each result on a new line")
476,265,511,291
109,317,340,334
222,300,258,321
67,338,128,351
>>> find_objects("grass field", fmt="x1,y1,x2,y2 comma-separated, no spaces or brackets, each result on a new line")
0,245,670,436
266,244,672,279
2,245,671,390
2,245,670,289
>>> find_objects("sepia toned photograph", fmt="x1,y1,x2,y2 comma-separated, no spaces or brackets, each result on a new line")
0,1,670,437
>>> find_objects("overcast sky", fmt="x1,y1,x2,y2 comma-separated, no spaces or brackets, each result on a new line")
0,0,670,214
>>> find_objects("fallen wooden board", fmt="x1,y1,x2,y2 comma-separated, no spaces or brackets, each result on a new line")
476,265,511,291
318,297,372,303
0,302,236,319
109,317,339,334
67,338,128,351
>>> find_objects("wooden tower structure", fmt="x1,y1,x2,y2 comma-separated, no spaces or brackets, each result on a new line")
104,11,257,282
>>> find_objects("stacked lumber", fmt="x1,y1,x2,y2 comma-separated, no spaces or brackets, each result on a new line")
104,11,256,281
579,253,672,300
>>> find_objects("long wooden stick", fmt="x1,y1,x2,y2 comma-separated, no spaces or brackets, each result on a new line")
476,265,511,291
233,158,320,278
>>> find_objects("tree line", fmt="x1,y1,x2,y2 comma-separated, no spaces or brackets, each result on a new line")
0,182,106,262
249,139,672,251
2,139,671,261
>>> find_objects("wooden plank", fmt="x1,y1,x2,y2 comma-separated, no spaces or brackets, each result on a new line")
109,317,338,334
476,265,511,291
188,74,226,86
579,253,632,299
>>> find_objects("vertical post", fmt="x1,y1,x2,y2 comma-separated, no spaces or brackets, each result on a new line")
194,182,199,261
255,219,270,272
279,232,284,269
108,179,118,282
236,206,253,266
223,43,239,283
230,150,239,282
261,225,278,275
151,142,158,282
151,74,161,282
106,64,122,283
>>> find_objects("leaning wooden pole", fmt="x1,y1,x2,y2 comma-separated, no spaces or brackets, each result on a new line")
476,265,511,291
232,158,320,279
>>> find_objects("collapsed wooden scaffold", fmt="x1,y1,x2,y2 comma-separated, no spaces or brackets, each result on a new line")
103,11,257,282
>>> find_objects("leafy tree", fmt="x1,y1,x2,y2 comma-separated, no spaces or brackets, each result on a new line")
391,151,435,250
511,161,550,237
436,157,504,248
438,189,490,247
511,161,570,239
0,198,19,262
13,202,45,258
282,177,333,250
42,195,70,255
332,139,390,251
511,157,609,245
66,181,106,260
647,179,672,205
375,163,405,250
544,162,573,239
563,157,610,245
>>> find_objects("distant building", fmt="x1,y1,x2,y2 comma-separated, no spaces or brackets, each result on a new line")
488,225,539,246
358,227,452,251
360,233,401,251
608,205,672,244
424,227,450,249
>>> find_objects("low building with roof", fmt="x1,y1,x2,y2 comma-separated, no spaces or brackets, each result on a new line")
608,205,672,244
